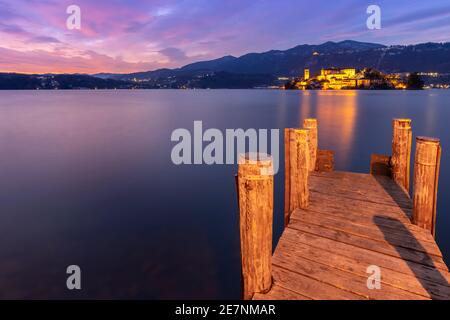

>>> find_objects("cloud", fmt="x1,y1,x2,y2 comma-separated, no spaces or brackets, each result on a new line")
154,6,174,17
29,36,61,44
124,20,152,33
1,0,450,73
384,5,450,27
0,22,60,44
0,23,29,36
158,47,188,62
0,46,161,74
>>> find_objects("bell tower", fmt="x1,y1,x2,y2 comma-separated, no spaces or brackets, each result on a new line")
304,68,310,80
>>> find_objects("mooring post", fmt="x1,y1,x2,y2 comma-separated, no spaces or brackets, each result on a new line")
303,118,318,172
412,137,441,237
284,128,291,226
391,119,412,192
288,129,310,221
237,153,273,300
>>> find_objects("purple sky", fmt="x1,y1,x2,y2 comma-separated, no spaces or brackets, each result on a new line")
1,0,450,73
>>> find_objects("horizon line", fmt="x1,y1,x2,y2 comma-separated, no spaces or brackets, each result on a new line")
2,39,449,76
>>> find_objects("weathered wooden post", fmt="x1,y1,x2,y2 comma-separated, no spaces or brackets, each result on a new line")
284,129,310,226
237,153,273,300
391,119,412,192
303,119,318,172
412,137,441,237
284,129,291,226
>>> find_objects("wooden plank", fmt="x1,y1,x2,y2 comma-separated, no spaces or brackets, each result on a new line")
281,227,450,283
302,201,434,243
291,209,442,256
272,266,365,300
273,247,429,300
288,220,448,270
261,168,450,300
310,172,410,200
311,171,412,204
310,180,413,210
253,284,311,300
276,239,450,299
309,191,412,221
310,173,412,201
309,192,425,234
372,174,413,198
312,170,388,180
311,171,411,198
311,170,385,184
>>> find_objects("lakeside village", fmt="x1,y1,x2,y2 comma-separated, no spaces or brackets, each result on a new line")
282,68,449,90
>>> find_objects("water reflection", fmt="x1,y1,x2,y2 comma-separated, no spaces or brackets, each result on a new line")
1,90,450,299
299,91,358,168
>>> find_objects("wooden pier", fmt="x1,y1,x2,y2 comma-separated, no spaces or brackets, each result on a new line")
236,119,450,300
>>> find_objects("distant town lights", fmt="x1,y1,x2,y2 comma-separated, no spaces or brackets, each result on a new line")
286,68,412,90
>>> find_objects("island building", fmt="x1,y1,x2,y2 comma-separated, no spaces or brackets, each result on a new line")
294,68,407,90
316,68,358,90
304,68,310,81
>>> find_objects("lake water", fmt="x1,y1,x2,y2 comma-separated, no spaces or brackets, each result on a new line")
0,89,449,299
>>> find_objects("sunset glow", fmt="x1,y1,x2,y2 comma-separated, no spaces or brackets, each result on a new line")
1,0,450,74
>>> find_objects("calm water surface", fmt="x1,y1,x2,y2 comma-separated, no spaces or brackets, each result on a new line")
0,90,449,299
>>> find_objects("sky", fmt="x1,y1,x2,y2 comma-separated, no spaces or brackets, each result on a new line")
1,0,450,74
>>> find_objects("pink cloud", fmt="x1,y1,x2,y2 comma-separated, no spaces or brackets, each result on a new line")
0,0,449,74
0,46,161,74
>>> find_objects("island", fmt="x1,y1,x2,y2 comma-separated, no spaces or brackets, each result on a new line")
284,68,425,90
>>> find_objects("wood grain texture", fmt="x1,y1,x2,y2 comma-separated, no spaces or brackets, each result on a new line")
290,209,442,256
284,128,291,227
238,154,274,299
253,284,311,300
275,239,450,299
273,248,428,300
413,137,441,237
392,119,412,192
309,171,413,209
254,170,450,300
289,129,310,212
303,119,318,172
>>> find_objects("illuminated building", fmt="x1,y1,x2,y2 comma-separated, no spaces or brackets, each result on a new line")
318,68,357,79
304,68,310,81
385,74,407,89
316,68,357,90
288,67,409,90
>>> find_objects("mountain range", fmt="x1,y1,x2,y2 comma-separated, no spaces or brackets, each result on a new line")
1,40,450,89
95,40,450,81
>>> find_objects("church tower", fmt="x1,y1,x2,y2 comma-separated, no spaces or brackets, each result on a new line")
304,68,310,80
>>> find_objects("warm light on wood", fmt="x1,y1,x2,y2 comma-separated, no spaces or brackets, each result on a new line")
284,128,291,226
392,118,412,192
303,118,318,172
237,153,273,300
412,137,441,237
288,129,310,214
246,126,449,301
